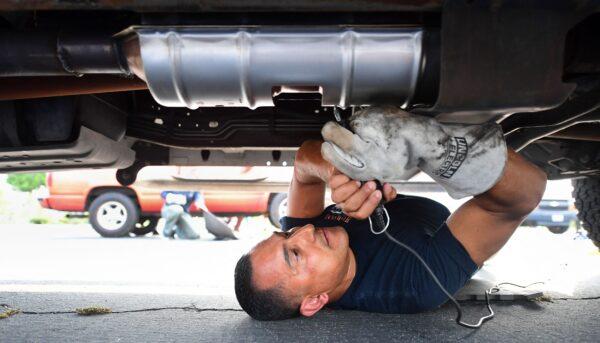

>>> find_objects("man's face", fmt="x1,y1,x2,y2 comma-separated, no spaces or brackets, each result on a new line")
250,224,353,304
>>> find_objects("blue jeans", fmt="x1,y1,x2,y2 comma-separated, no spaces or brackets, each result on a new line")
161,205,200,240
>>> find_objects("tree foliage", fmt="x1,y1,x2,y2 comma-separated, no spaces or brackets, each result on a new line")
6,173,46,192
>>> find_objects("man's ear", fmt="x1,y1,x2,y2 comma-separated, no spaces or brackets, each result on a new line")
299,293,329,317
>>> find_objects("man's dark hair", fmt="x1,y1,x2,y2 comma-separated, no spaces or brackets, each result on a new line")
234,253,300,321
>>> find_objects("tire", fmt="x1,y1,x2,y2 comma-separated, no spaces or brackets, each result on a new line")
547,226,568,234
132,217,159,236
572,177,600,248
88,192,139,237
268,193,288,228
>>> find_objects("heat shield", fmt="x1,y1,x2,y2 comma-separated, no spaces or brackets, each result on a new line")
136,27,423,109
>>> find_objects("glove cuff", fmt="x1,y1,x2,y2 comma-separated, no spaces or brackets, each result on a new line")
421,123,507,199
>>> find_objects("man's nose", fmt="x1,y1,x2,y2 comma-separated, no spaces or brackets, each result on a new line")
290,224,316,244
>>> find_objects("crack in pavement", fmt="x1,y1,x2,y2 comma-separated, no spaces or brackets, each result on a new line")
0,304,243,316
2,296,598,318
552,296,600,301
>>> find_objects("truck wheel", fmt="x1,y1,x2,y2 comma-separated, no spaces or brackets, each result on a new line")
547,226,568,234
268,193,288,228
572,177,600,248
132,217,159,236
89,192,139,238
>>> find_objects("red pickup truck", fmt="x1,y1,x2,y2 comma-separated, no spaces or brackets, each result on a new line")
39,167,289,237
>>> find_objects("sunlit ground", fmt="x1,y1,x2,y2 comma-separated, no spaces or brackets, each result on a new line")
0,216,597,301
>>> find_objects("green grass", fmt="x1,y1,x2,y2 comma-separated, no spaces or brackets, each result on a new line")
29,217,50,224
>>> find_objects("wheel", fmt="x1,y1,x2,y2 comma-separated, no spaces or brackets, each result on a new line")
132,217,159,236
547,226,569,234
572,177,600,248
268,193,288,228
88,192,139,237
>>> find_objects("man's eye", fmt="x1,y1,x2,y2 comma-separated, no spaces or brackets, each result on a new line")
292,249,299,260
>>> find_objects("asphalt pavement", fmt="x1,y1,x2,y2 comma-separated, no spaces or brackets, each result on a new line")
1,291,599,342
1,220,599,342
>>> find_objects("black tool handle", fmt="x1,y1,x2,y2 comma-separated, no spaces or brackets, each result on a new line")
370,180,387,231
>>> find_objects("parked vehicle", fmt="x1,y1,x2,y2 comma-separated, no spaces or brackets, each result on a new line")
39,167,288,237
523,199,578,234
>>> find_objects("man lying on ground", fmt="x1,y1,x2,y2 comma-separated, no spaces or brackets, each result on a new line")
234,107,546,320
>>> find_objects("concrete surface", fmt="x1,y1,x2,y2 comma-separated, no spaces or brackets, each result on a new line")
0,220,267,295
1,217,599,342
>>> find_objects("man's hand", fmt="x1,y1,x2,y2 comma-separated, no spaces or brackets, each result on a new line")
294,140,335,184
287,140,397,220
321,106,507,199
320,107,421,182
329,170,397,220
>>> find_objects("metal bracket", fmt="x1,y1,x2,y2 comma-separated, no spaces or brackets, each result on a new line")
0,126,135,173
419,0,589,123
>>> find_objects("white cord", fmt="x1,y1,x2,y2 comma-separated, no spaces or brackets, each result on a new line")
382,230,494,329
366,200,494,329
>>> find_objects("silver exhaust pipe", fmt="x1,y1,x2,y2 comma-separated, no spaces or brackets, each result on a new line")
134,27,424,109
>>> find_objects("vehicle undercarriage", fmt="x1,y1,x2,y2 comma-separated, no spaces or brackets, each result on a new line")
0,0,599,241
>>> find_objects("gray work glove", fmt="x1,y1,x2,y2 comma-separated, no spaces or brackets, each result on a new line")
321,107,507,199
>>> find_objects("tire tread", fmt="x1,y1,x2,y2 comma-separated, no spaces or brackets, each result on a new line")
572,177,600,248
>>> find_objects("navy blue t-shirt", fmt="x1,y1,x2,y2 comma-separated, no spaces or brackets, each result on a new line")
280,194,478,314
